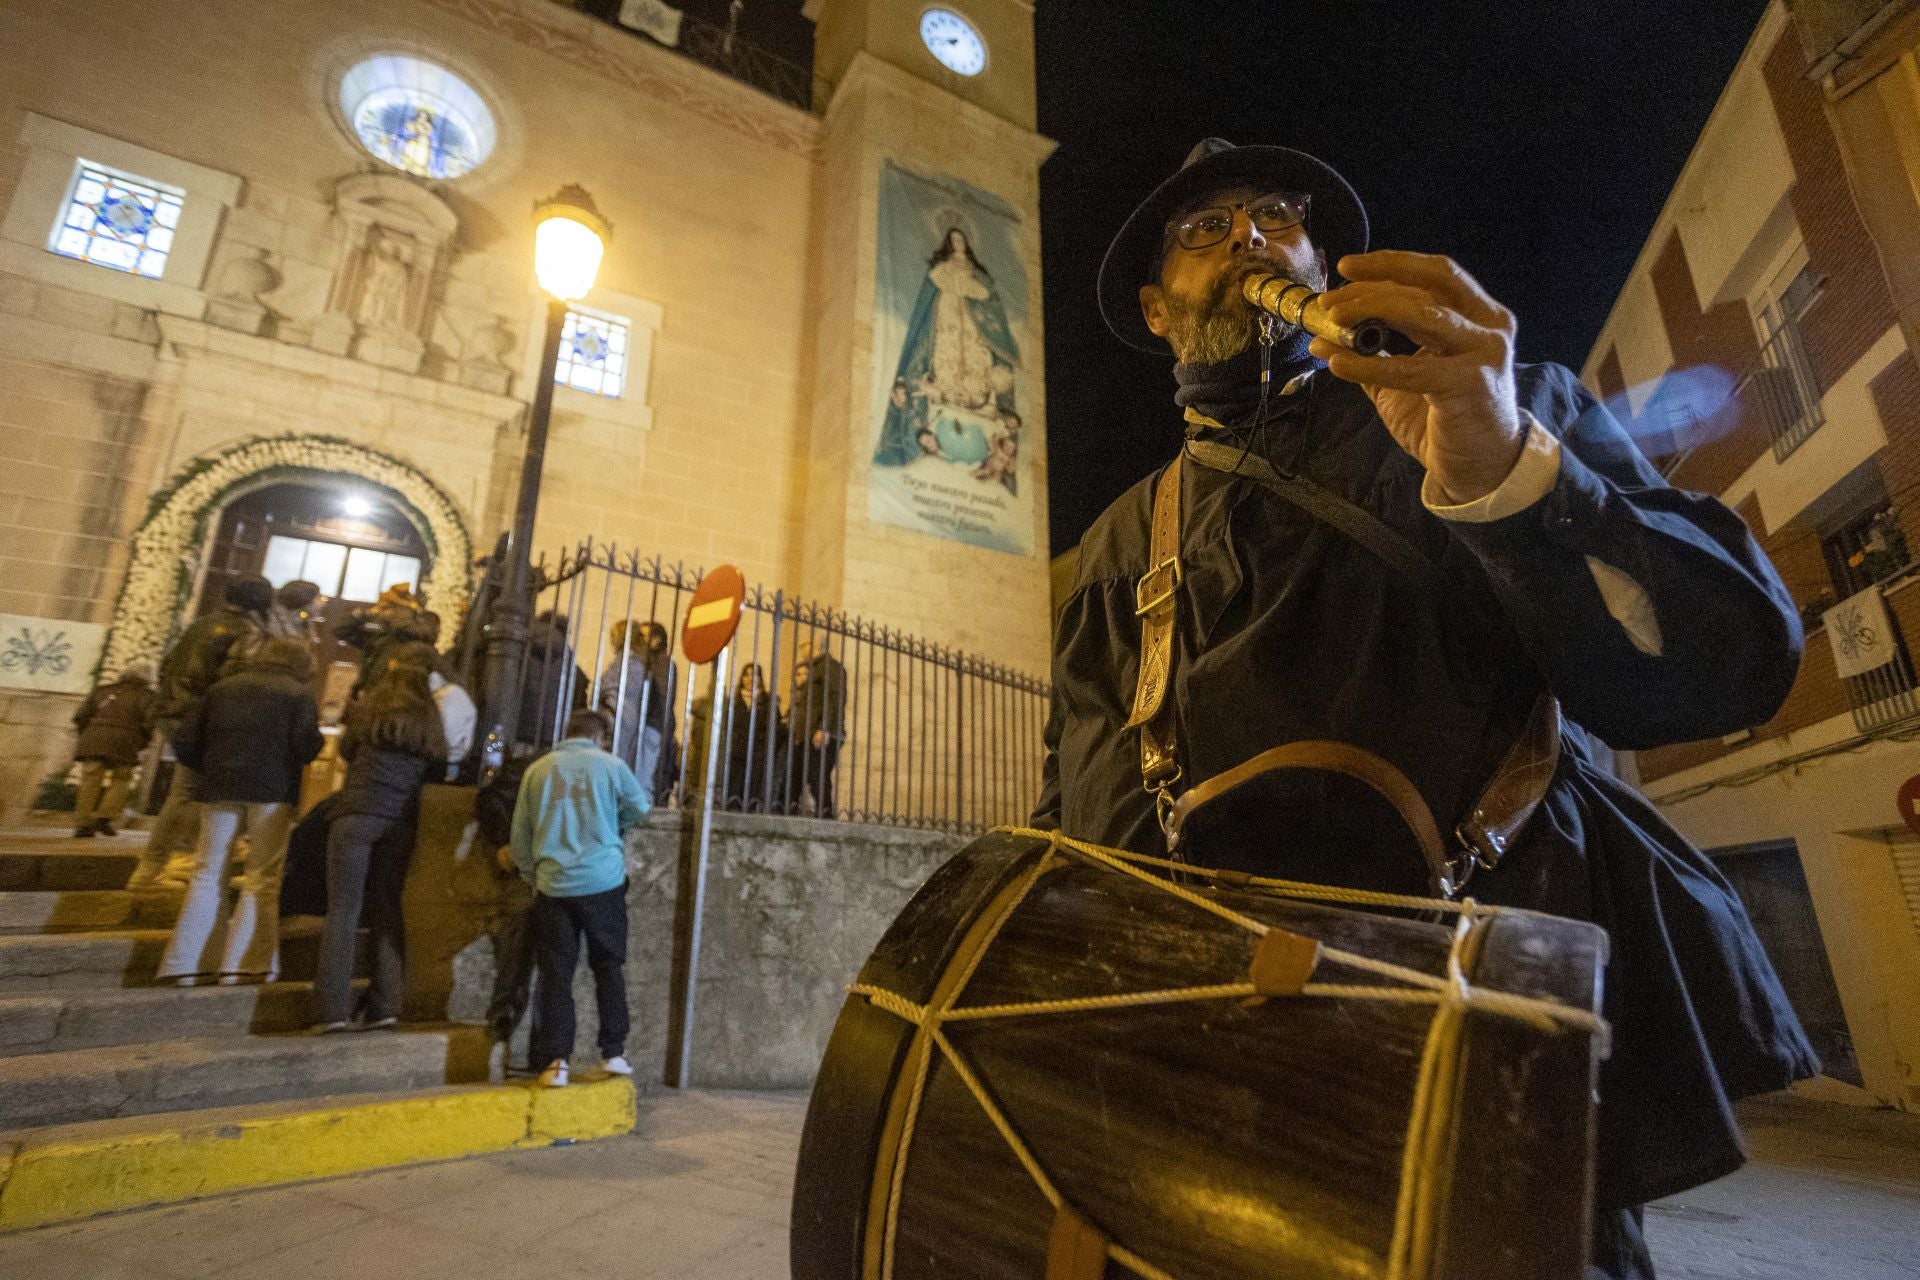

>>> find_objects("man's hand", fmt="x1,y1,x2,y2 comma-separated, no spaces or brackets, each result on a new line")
1309,251,1525,505
494,843,515,874
811,730,829,750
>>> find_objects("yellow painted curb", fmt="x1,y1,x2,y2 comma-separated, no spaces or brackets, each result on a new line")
530,1075,639,1143
0,1078,636,1233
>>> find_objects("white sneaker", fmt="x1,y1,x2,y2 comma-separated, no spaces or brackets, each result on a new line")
538,1059,569,1088
601,1055,633,1077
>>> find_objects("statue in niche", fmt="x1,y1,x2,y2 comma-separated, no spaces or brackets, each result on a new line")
354,236,415,333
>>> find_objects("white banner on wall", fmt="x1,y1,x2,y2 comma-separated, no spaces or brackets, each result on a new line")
0,614,104,695
618,0,684,46
1824,585,1897,679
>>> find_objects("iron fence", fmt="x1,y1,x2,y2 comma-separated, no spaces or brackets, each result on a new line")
509,539,1049,834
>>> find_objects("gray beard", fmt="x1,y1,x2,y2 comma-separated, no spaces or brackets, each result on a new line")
1162,257,1328,364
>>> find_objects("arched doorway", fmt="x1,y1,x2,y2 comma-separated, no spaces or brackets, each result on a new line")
197,481,433,702
101,435,471,679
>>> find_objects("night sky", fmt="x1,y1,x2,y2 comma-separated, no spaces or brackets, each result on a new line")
1033,0,1771,552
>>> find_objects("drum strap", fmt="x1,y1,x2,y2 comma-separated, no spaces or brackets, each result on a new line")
1127,447,1564,897
1124,460,1186,839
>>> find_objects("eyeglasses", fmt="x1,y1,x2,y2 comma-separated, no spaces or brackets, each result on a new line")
1167,193,1310,251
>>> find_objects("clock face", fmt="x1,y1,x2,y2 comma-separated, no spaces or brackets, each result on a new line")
920,8,987,77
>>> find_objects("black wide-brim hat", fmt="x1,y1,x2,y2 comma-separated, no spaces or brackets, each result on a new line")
1097,138,1370,354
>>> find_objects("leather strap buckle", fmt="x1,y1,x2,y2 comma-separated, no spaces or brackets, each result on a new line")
1134,556,1182,617
1444,819,1508,898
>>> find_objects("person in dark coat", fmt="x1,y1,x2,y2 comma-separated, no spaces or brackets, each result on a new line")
1039,139,1817,1278
723,663,785,812
783,640,848,818
310,652,446,1032
70,661,155,837
597,620,677,803
157,640,323,984
134,575,274,890
515,610,588,752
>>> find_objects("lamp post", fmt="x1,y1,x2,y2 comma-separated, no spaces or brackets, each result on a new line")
479,186,610,766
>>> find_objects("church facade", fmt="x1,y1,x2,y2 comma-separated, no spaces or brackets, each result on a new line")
0,0,1054,814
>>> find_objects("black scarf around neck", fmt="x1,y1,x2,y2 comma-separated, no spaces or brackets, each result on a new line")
1171,325,1318,429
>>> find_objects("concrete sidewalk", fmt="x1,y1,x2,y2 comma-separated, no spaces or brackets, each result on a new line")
0,1090,799,1280
2,1089,1915,1278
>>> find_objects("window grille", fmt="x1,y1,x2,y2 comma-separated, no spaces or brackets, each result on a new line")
553,307,630,398
1823,503,1910,598
48,162,184,278
1822,504,1920,728
1749,267,1825,461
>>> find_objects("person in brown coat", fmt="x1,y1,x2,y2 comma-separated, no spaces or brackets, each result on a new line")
70,661,155,837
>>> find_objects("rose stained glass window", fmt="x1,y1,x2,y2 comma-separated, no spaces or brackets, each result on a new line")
49,163,184,278
339,55,496,181
554,308,629,398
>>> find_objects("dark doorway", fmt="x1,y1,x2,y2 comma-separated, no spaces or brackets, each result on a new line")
1712,840,1863,1086
198,482,431,705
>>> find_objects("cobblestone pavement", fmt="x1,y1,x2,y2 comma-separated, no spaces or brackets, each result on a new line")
0,1090,1914,1277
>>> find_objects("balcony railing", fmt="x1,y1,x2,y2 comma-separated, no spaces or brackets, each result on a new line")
1844,634,1920,729
568,3,812,110
1792,0,1913,80
677,16,811,110
1742,309,1826,461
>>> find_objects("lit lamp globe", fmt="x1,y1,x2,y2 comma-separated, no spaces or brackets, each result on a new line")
532,186,610,301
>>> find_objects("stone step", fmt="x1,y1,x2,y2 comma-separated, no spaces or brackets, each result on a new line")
0,888,179,934
0,1027,490,1130
0,930,168,992
0,927,357,993
0,845,141,892
0,980,362,1055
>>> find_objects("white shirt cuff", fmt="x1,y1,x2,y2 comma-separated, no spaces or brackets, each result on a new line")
1421,412,1562,523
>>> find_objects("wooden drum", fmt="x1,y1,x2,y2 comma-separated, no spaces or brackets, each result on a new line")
791,828,1608,1280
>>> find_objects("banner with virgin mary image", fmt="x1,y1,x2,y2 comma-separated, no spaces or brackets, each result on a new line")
868,161,1034,556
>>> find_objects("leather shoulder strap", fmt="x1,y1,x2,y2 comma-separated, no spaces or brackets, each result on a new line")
1183,437,1443,595
1165,738,1448,873
1456,694,1562,879
1127,459,1184,806
1125,459,1182,733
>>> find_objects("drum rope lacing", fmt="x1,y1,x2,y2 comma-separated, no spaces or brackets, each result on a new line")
845,828,1610,1280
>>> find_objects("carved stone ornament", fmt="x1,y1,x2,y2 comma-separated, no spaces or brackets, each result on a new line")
312,173,459,374
204,246,283,336
457,314,518,395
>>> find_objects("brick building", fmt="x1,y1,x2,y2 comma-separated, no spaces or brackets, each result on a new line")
1583,0,1920,1112
0,0,1056,815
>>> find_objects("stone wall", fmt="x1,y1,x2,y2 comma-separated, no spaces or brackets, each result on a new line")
408,784,965,1088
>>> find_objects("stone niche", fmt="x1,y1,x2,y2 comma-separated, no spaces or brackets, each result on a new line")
308,173,458,375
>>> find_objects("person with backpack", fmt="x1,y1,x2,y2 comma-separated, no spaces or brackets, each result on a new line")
132,575,274,891
69,662,155,838
156,639,323,985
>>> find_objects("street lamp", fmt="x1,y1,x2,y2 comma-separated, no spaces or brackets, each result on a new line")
479,186,610,767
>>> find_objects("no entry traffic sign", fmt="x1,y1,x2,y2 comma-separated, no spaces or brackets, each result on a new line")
1898,773,1920,840
682,565,745,663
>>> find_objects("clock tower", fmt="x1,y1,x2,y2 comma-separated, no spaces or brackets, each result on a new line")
797,0,1055,681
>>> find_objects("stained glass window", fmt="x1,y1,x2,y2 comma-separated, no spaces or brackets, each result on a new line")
554,308,630,398
48,163,184,278
339,56,496,181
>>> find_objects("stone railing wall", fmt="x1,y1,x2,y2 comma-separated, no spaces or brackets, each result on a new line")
403,785,965,1087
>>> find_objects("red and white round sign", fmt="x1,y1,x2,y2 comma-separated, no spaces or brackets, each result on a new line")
1897,773,1920,841
681,565,745,664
